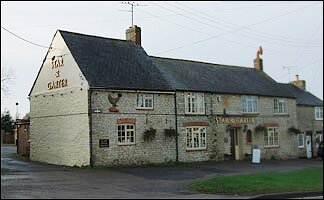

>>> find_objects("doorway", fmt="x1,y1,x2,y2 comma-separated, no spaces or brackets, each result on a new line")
230,128,242,160
306,131,313,159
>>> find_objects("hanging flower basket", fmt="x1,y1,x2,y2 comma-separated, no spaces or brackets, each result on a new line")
143,128,156,142
254,124,267,133
164,128,177,138
288,126,301,134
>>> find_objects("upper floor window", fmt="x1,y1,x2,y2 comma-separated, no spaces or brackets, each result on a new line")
242,96,258,113
264,127,279,147
137,93,153,109
315,107,323,120
274,98,288,114
185,92,205,114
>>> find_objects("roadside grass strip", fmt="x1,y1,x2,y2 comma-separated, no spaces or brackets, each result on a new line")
189,167,323,195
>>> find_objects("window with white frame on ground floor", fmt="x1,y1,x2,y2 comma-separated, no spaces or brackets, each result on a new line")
242,96,258,113
186,127,206,149
117,124,135,145
315,131,323,147
274,98,288,114
184,92,205,114
264,127,279,147
315,107,323,120
136,93,153,109
297,133,304,148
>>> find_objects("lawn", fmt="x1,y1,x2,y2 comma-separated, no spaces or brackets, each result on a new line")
189,167,323,195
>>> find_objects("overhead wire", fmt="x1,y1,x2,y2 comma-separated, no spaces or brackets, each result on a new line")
174,2,323,44
2,26,50,49
158,2,322,47
151,2,322,55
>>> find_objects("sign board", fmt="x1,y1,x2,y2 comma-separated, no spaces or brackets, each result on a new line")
252,149,261,164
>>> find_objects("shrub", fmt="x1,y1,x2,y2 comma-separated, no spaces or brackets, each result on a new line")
164,128,177,137
255,124,267,133
143,128,156,142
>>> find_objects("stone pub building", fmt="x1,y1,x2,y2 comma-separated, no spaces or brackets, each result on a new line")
29,26,323,167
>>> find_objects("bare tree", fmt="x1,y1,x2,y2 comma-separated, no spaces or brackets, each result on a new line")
1,66,15,96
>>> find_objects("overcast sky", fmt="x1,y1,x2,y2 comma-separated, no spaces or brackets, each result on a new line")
1,1,323,118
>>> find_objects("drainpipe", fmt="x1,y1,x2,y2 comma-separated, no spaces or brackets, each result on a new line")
88,89,93,168
174,90,179,162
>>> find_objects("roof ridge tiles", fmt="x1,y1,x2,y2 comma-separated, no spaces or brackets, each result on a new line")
150,56,253,69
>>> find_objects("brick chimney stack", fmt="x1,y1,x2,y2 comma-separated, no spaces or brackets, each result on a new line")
254,46,263,71
126,25,141,46
290,75,306,91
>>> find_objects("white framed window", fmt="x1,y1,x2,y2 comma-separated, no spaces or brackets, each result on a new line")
297,133,304,148
242,96,258,113
137,93,153,109
184,92,205,114
315,107,323,120
186,127,206,150
117,124,135,145
274,98,288,114
264,127,279,147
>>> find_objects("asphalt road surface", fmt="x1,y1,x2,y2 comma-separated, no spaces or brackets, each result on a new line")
1,145,323,199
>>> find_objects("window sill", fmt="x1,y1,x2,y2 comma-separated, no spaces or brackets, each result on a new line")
264,145,280,148
315,118,323,121
184,113,206,116
118,143,136,146
298,147,305,149
242,113,259,116
273,114,289,117
186,148,207,152
136,107,154,110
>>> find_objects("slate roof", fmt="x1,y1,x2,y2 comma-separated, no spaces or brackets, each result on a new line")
59,30,172,91
56,30,295,98
151,57,294,97
279,83,323,106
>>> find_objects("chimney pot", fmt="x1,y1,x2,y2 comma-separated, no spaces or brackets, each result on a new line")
254,46,263,71
295,75,299,81
289,75,306,91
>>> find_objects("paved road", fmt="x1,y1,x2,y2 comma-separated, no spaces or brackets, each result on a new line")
1,145,323,199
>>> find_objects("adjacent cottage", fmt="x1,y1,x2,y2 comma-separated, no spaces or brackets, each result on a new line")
29,26,321,167
280,76,323,158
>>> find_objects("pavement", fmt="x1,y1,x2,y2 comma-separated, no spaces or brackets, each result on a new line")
1,144,323,199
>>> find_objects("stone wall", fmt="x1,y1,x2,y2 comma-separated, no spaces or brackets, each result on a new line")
296,105,323,158
91,90,176,166
92,90,300,166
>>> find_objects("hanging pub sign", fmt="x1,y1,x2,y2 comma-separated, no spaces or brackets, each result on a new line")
215,117,256,124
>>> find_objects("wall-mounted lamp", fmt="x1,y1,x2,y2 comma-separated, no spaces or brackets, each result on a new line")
243,125,248,132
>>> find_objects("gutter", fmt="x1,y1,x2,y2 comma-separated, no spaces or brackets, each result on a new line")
174,90,179,162
88,89,93,167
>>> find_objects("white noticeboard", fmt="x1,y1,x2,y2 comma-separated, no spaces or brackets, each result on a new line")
252,149,261,164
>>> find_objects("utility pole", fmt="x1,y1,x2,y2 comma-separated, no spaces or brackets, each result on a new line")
120,2,146,26
283,66,297,82
15,102,19,120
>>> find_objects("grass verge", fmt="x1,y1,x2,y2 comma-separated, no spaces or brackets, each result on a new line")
189,167,323,195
